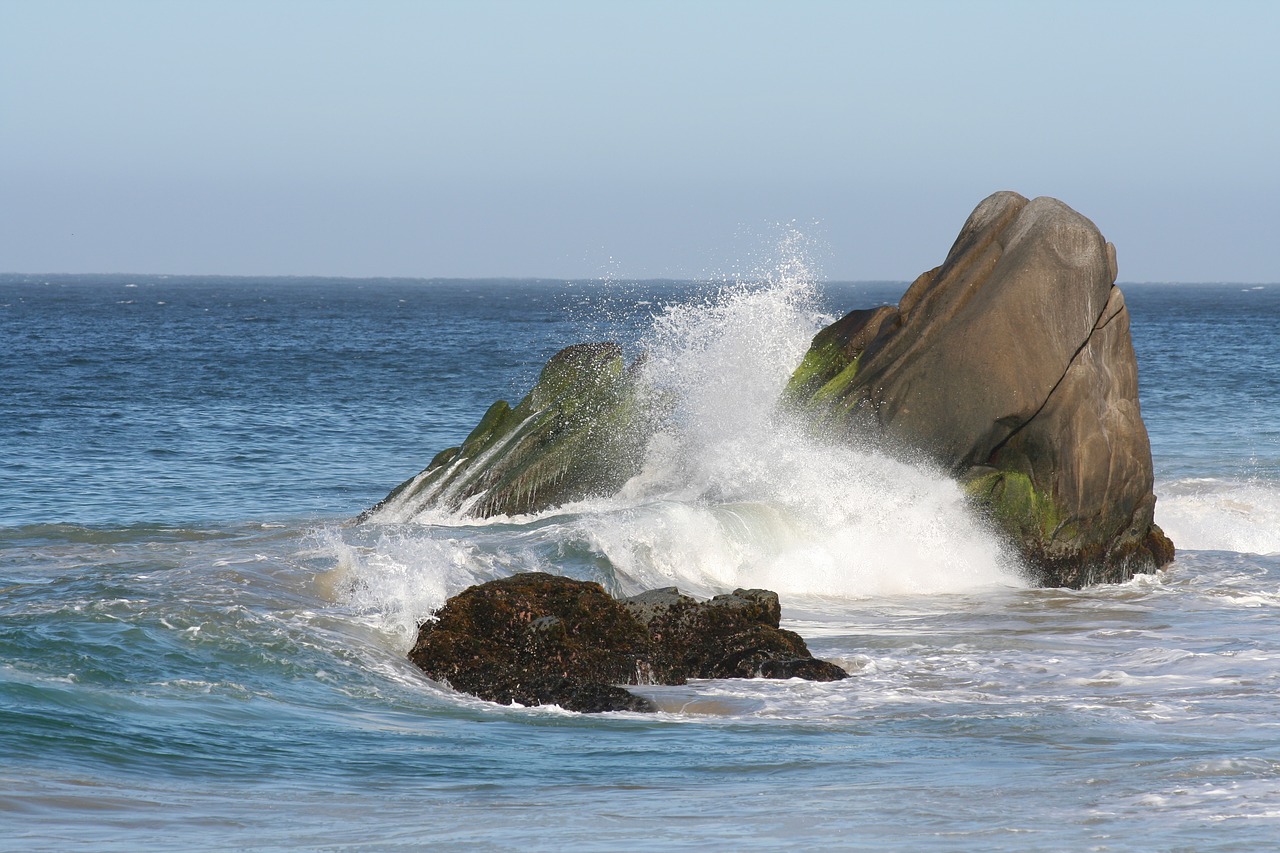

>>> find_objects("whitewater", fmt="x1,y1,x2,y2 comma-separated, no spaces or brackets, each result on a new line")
3,268,1280,850
344,254,1021,636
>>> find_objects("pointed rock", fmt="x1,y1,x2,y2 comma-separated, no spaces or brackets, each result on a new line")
785,192,1173,586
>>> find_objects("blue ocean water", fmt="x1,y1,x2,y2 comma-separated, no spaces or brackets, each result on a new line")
3,271,1280,851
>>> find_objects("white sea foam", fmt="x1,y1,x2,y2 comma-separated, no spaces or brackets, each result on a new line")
320,526,513,646
582,236,1023,598
578,445,1023,599
1156,477,1280,554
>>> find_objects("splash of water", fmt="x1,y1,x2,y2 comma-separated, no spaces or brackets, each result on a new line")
337,232,1025,637
581,233,1024,597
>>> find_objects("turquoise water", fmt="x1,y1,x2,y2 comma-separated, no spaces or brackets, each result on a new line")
3,274,1280,851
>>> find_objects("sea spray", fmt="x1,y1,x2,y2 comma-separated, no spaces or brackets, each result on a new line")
338,240,1025,634
583,243,1024,598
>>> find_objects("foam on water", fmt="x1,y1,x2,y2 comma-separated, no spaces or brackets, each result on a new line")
1156,477,1280,554
321,525,513,645
577,440,1023,599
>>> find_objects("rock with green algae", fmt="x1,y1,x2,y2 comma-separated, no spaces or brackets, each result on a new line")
360,342,657,522
783,191,1174,587
360,193,1171,587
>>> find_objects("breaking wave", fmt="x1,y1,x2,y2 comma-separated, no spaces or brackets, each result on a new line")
1157,477,1280,555
335,235,1026,636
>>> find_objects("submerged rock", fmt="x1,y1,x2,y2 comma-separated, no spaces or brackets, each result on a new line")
361,342,657,521
408,573,847,712
784,191,1173,586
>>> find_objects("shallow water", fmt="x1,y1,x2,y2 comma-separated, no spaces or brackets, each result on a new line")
3,272,1280,850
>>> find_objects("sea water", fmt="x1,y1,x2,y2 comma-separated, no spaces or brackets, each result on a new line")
3,268,1280,851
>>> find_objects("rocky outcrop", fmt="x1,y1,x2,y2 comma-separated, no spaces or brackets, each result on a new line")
784,191,1173,586
408,573,847,712
364,191,1171,588
361,342,657,522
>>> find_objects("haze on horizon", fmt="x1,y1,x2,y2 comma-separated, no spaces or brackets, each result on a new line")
2,0,1276,283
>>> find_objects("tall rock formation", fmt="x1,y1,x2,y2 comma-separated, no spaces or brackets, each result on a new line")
784,191,1173,585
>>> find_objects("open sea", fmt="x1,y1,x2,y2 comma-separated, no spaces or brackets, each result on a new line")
3,267,1280,851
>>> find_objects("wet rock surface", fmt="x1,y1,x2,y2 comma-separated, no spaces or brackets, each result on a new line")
409,573,847,713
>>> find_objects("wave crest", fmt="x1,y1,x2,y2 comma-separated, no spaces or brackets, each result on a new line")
1157,478,1280,555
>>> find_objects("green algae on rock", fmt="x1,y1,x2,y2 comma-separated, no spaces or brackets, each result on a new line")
782,305,899,424
360,342,657,521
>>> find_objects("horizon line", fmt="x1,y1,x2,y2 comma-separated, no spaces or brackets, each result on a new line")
2,271,1275,287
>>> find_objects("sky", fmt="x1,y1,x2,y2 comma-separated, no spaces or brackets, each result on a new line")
2,0,1277,282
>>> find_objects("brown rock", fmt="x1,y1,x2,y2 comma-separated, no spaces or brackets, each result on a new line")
785,192,1173,586
409,574,848,712
408,573,655,713
623,587,847,682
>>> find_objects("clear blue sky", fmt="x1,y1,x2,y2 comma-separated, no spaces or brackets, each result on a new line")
2,0,1276,281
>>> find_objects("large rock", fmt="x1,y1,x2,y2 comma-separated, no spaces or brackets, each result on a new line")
784,191,1173,586
408,573,847,712
408,573,656,713
361,342,656,522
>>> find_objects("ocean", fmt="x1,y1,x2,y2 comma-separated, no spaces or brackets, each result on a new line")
2,267,1279,851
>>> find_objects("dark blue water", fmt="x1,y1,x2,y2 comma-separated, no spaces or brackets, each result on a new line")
1127,283,1280,481
3,274,1280,851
